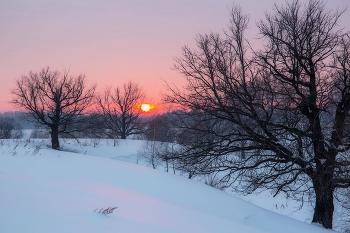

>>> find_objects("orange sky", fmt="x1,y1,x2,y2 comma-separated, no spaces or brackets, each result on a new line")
1,0,349,112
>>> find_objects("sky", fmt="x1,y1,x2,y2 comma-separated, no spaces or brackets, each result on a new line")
1,0,350,112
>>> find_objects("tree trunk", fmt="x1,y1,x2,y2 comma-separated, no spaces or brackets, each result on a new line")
312,173,334,229
121,115,126,139
51,126,60,150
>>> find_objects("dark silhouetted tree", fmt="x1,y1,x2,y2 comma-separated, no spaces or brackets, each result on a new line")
96,81,145,139
11,67,96,149
165,1,349,229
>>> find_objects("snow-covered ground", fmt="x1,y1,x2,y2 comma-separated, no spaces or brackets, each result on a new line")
0,138,335,232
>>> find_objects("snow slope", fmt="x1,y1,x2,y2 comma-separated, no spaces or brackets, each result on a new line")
0,139,334,233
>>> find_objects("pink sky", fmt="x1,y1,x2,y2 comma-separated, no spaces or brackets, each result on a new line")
1,0,349,112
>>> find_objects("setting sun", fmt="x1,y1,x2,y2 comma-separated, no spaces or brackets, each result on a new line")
141,103,151,112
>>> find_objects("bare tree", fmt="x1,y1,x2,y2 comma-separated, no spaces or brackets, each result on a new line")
11,67,96,149
165,1,350,229
96,81,145,139
139,140,177,173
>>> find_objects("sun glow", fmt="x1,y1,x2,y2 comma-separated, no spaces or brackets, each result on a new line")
140,103,152,112
137,103,159,113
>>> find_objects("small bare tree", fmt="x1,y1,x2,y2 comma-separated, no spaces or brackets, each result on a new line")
96,81,145,139
11,67,96,149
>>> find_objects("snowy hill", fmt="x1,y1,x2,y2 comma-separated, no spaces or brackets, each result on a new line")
0,139,334,233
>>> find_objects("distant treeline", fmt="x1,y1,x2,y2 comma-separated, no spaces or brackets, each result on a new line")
0,111,38,129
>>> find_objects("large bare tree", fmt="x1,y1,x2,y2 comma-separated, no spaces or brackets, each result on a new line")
11,67,96,149
165,1,350,229
96,81,145,139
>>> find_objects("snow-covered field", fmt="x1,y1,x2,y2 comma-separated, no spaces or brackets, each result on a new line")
0,138,335,232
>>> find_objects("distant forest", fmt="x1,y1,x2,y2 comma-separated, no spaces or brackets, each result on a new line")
0,111,38,129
